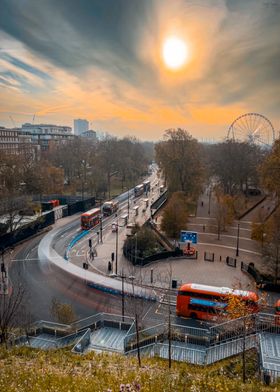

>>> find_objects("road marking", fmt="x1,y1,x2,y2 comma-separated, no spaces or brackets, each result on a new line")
198,242,262,255
187,231,253,241
188,223,251,232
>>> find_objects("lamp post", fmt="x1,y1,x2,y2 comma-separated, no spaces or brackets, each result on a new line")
236,223,240,257
208,187,212,216
100,214,103,243
127,188,130,218
115,219,119,275
120,271,126,321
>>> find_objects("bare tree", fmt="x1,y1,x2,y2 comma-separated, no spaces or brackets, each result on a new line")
50,297,76,324
0,251,26,346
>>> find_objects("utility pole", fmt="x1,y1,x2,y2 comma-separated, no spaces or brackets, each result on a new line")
208,187,212,216
127,189,130,218
115,222,118,275
100,214,103,243
120,271,125,321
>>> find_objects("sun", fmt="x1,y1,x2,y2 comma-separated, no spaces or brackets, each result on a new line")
162,37,189,70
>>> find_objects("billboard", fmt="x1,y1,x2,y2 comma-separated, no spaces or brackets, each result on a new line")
180,230,198,244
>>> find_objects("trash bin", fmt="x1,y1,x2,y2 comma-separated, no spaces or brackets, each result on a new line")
172,280,177,289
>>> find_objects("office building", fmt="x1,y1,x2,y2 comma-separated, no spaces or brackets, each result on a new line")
74,119,89,136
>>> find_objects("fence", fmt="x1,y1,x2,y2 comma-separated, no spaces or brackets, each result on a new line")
150,190,168,218
0,196,96,251
124,322,210,352
241,262,280,292
72,328,91,353
0,211,55,250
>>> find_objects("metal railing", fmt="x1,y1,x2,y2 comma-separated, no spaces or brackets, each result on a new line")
126,342,206,365
206,335,257,364
72,328,91,353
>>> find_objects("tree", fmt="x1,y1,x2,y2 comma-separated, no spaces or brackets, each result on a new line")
160,192,189,238
262,209,280,284
50,298,76,324
0,251,27,345
124,225,161,261
155,129,204,198
213,187,234,240
0,196,33,233
260,139,280,199
208,141,263,195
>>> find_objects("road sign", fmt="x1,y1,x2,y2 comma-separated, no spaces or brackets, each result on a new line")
180,231,198,244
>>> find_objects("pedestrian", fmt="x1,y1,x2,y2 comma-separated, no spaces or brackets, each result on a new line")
201,201,204,207
108,261,112,272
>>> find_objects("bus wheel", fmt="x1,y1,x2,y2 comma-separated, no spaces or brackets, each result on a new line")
190,312,197,319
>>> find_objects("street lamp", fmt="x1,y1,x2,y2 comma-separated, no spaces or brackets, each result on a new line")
99,214,103,243
127,188,130,219
236,223,240,257
208,187,212,216
120,270,126,321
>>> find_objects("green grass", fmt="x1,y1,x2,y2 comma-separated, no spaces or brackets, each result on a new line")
0,347,278,391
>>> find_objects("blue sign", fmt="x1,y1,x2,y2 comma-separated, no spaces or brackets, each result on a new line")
180,231,198,244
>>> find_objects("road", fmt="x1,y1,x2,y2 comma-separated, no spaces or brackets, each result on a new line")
8,167,208,329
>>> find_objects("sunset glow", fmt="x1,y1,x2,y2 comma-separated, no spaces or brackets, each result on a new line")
0,0,278,141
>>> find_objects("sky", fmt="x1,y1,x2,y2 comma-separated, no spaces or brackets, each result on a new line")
0,0,279,141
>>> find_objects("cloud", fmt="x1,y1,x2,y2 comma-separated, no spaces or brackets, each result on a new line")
0,0,279,139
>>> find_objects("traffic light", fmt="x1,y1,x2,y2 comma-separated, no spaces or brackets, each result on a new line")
89,239,92,248
111,252,114,262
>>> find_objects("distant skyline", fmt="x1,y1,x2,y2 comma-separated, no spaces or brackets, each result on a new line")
0,0,279,141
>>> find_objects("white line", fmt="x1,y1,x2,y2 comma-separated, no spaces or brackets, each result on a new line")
192,232,253,241
198,242,262,255
188,223,251,232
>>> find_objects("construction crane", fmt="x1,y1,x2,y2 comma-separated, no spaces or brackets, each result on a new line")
9,116,16,128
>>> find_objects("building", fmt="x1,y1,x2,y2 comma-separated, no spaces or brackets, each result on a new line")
80,129,97,141
74,119,89,136
20,123,74,151
0,127,34,154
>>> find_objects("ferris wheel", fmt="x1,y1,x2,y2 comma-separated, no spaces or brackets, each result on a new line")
227,113,275,147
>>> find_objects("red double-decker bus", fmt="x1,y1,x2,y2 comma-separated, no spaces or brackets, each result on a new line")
81,208,101,230
176,283,259,320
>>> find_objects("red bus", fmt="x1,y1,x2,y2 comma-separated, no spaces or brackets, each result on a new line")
176,283,259,321
81,208,101,230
